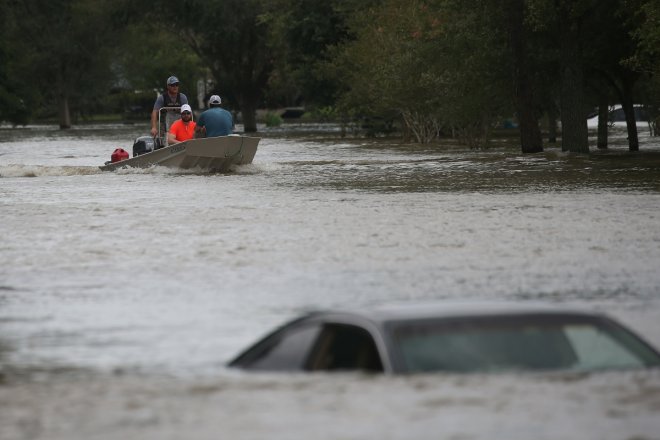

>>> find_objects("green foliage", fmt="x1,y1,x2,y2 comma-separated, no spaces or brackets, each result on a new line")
332,0,511,144
0,87,31,126
0,0,31,125
5,0,131,126
300,106,338,122
263,111,283,127
627,0,660,127
265,0,378,108
630,0,660,71
147,0,278,132
112,24,206,111
1,0,659,142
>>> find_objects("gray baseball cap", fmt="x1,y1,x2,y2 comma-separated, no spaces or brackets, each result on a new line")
167,76,179,85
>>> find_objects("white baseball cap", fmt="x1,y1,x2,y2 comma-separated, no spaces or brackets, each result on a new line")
180,104,192,114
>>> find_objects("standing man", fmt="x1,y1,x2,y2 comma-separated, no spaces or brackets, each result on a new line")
194,95,233,138
151,75,188,137
167,104,196,144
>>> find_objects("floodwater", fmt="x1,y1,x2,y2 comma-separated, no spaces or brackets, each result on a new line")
1,122,660,440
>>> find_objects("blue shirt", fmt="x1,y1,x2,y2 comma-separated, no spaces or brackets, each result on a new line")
196,107,234,137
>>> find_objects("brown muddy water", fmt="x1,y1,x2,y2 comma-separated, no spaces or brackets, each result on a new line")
1,122,660,439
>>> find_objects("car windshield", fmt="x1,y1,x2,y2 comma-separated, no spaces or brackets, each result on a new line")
391,314,660,373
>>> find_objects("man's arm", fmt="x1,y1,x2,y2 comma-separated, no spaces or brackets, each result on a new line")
167,121,181,144
150,95,164,137
194,125,206,139
151,109,159,137
194,114,205,138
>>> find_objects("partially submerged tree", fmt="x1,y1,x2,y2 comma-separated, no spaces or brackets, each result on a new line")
150,0,278,133
0,0,30,126
555,0,592,153
528,0,650,153
334,0,511,146
626,0,660,136
583,0,644,151
266,0,364,109
505,0,544,153
112,24,206,111
7,0,125,128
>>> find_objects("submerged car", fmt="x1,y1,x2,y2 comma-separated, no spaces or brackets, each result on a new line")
228,302,660,374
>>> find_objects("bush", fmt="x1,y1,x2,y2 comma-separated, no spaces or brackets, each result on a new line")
300,106,337,122
264,111,283,127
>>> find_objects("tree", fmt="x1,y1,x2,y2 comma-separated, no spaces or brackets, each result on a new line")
333,0,512,145
506,0,544,153
112,24,206,111
626,0,660,135
0,0,30,125
555,0,592,153
265,0,372,109
7,0,127,128
149,0,279,133
583,0,644,151
528,0,651,153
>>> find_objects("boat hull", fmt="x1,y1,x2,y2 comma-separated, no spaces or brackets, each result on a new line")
99,136,260,172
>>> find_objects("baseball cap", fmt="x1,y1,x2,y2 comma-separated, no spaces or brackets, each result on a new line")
167,76,179,85
209,95,222,105
180,104,192,114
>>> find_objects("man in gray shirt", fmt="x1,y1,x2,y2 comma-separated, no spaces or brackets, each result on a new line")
151,75,188,137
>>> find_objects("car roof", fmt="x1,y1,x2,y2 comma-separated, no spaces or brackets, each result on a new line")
303,301,599,325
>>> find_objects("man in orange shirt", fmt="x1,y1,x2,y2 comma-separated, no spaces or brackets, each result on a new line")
167,104,196,145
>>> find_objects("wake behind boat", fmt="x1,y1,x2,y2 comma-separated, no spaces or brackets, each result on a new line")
100,135,260,172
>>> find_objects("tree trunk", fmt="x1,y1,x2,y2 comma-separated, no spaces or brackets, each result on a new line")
59,91,71,130
508,0,543,153
597,96,608,149
401,114,411,142
241,98,258,133
517,94,544,153
547,104,558,144
558,13,589,154
621,81,639,152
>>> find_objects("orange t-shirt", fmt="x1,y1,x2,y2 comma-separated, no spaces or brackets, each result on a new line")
169,119,197,142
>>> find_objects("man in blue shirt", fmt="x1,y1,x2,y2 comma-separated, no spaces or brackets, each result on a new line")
194,95,234,138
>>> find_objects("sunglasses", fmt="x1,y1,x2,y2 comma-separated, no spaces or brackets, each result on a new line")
182,111,191,115
169,83,180,87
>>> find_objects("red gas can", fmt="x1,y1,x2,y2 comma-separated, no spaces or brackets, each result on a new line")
110,148,129,163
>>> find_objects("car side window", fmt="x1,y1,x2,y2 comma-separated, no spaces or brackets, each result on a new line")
306,324,384,372
239,324,322,371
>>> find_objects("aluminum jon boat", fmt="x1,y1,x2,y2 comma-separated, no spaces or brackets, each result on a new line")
99,135,260,172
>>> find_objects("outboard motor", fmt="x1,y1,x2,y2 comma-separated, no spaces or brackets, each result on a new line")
110,148,129,163
132,136,156,157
